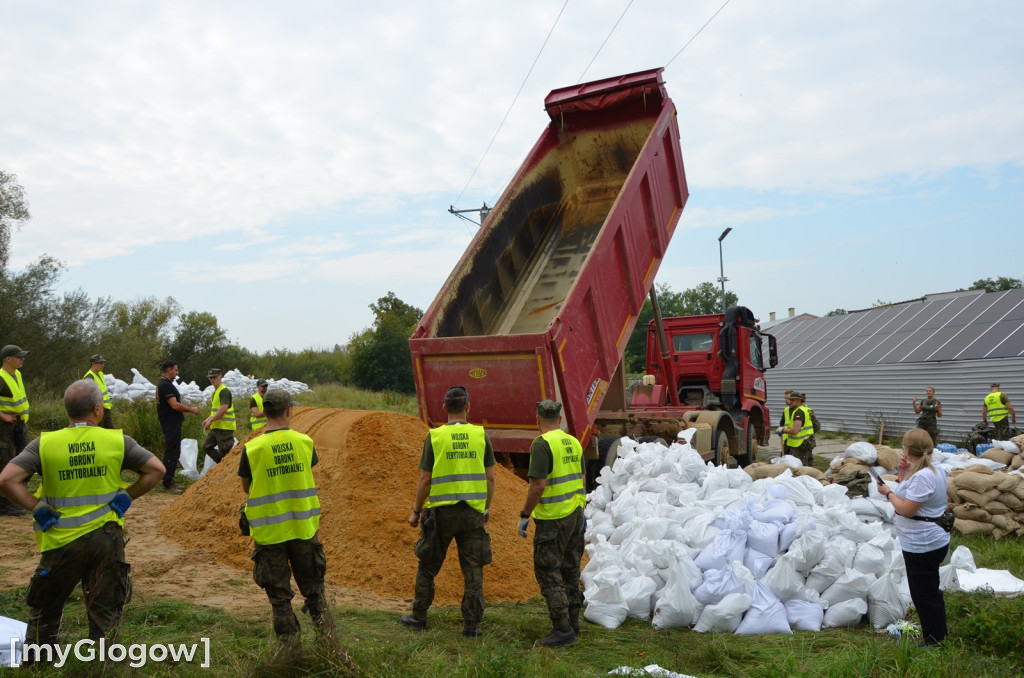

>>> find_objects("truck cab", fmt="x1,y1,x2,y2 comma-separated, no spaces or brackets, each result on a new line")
630,306,778,462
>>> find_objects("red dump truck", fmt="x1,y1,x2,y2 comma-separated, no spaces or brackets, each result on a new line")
409,68,776,478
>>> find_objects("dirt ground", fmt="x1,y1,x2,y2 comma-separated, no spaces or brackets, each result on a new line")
1,407,540,619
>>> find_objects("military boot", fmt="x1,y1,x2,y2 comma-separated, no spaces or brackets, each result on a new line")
535,626,576,649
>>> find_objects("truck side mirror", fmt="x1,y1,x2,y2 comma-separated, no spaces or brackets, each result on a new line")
768,335,778,368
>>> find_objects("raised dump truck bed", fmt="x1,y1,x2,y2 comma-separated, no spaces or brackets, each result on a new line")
410,68,687,458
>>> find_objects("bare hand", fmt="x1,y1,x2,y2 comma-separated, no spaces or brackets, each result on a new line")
483,509,491,526
408,511,420,528
913,396,919,404
897,455,911,475
202,418,211,431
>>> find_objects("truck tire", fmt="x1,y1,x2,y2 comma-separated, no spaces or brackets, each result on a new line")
711,429,729,467
732,422,756,468
637,436,668,448
603,437,625,468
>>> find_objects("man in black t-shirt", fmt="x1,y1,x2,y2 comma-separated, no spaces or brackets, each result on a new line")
155,360,199,492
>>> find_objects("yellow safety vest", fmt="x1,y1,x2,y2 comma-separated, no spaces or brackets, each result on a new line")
786,405,814,448
424,424,488,513
781,406,793,446
250,392,267,430
531,429,585,521
243,429,320,545
0,368,30,424
985,392,1008,422
84,369,112,410
36,426,124,552
210,384,236,431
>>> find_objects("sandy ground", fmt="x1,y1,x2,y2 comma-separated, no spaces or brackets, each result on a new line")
0,491,406,619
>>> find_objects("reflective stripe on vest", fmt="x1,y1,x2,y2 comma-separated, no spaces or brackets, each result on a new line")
985,392,1008,422
243,429,319,545
0,369,30,423
211,385,236,431
424,424,488,513
532,429,586,520
37,427,124,552
786,405,814,447
250,392,267,430
84,370,112,409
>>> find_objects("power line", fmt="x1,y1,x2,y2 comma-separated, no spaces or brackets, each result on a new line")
452,0,570,210
577,0,635,84
665,0,731,68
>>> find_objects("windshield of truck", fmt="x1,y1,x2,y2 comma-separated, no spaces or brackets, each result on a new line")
750,333,764,370
673,333,714,352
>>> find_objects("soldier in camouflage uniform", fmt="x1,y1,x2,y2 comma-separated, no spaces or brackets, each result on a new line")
983,383,1016,441
913,386,943,446
518,399,586,649
777,391,815,468
0,380,165,663
402,386,495,637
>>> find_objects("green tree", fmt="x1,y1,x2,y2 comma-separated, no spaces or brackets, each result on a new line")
349,292,422,393
96,297,181,381
826,308,848,316
1,170,31,271
972,276,1022,293
624,282,738,373
164,311,229,382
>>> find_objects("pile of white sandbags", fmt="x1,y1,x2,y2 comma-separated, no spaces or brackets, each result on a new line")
104,368,311,406
582,434,915,634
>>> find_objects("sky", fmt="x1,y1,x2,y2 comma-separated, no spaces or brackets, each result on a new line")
2,1,1022,354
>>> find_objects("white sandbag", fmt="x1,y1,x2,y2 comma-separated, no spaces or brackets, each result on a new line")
784,599,824,632
694,529,746,571
589,483,612,510
845,441,878,464
867,573,908,629
786,530,826,573
994,439,1021,454
178,439,201,480
746,520,781,558
852,541,888,578
584,571,629,629
694,565,745,606
805,551,847,594
678,512,719,549
693,593,751,633
771,455,803,468
822,597,867,628
820,483,852,509
778,521,800,553
743,548,776,580
753,497,796,524
651,568,699,630
735,582,793,635
820,569,875,606
622,576,658,620
949,544,977,572
761,554,805,602
0,615,27,667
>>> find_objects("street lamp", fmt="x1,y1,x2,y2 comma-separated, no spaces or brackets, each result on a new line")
717,227,732,313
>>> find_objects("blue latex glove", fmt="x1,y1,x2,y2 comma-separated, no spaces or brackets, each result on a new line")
109,491,132,518
517,516,529,538
33,503,60,532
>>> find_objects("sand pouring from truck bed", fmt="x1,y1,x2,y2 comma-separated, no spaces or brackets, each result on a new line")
157,407,541,605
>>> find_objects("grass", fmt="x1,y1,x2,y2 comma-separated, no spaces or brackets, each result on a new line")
1,577,1022,677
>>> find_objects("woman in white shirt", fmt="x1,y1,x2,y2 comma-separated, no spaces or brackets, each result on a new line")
875,427,949,646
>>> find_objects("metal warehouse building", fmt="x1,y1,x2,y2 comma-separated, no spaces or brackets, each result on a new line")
764,288,1024,445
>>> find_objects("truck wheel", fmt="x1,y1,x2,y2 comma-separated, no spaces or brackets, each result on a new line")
745,422,758,462
602,437,625,468
638,436,668,447
711,429,729,466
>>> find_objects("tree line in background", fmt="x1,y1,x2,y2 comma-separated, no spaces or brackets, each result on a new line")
1,170,419,396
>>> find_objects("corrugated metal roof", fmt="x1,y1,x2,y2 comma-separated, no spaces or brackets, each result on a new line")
770,288,1024,368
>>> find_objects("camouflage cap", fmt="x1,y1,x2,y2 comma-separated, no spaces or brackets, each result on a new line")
789,391,805,401
991,383,1000,388
262,389,292,415
537,399,562,418
256,379,268,387
89,354,106,363
206,368,223,378
1,345,28,359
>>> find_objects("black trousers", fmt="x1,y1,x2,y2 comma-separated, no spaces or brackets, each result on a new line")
160,421,182,486
902,544,948,644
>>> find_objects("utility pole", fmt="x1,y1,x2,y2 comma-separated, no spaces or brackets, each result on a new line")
717,227,732,313
448,202,491,227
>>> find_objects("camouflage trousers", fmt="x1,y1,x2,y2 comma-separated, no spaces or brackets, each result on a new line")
0,420,28,466
201,428,235,463
252,534,328,638
993,418,1011,441
788,441,815,468
412,502,492,628
917,419,939,446
23,522,131,655
533,506,585,630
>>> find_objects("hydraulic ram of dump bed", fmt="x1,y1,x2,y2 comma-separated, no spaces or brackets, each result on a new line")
410,68,687,456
